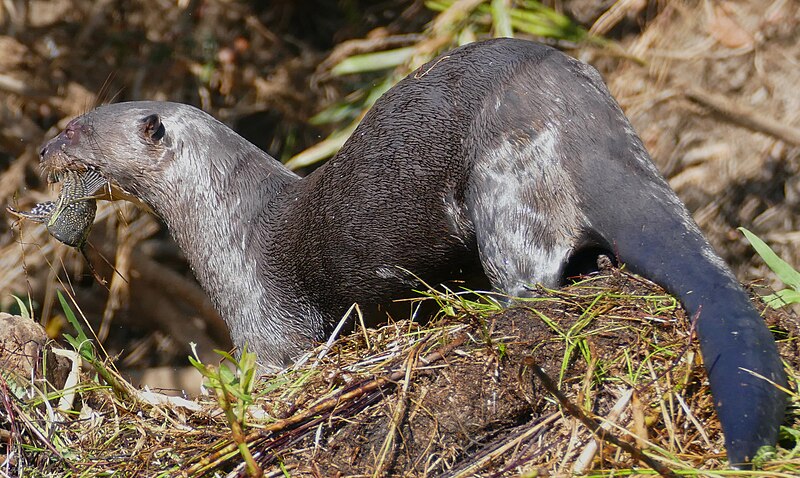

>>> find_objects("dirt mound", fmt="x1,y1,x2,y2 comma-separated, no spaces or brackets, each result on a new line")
10,271,797,475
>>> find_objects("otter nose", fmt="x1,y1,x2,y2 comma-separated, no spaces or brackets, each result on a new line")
39,136,57,159
39,129,69,159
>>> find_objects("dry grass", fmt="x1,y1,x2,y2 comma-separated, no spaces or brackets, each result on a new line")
2,270,799,476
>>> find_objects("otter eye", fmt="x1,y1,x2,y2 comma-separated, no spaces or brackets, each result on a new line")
140,114,165,142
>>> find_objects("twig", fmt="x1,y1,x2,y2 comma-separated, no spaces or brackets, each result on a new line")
526,358,678,478
440,413,561,478
684,87,800,146
373,344,420,476
262,335,465,434
589,0,648,36
0,379,70,468
311,303,360,368
573,388,634,474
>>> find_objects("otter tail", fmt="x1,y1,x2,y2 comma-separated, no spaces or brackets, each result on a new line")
579,163,786,465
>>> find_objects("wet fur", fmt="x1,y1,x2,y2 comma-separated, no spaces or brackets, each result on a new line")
39,39,785,465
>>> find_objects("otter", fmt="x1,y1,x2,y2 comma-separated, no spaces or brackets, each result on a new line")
30,39,784,465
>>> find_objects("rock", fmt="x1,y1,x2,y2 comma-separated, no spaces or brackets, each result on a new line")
0,312,70,391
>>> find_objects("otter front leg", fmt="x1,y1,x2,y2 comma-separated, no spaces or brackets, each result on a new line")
226,312,320,372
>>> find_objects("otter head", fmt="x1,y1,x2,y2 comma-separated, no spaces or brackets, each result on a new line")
38,101,191,209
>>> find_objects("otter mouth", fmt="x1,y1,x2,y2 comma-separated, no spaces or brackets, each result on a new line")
7,167,106,249
43,163,142,206
7,164,147,250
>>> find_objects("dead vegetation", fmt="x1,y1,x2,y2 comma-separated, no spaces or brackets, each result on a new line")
5,271,799,476
1,0,800,475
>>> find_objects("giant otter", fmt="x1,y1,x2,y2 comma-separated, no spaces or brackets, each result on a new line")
30,39,784,465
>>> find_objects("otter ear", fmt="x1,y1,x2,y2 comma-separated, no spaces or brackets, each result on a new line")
140,114,166,143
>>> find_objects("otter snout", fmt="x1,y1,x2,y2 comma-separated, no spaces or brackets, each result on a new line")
39,118,91,175
39,135,61,161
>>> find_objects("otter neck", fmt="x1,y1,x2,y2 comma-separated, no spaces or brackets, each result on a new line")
146,138,300,341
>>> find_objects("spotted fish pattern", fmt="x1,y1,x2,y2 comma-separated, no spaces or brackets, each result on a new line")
9,169,106,248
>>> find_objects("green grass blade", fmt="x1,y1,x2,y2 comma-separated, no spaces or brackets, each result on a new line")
331,47,415,76
284,124,358,170
491,0,513,38
57,290,94,360
740,227,800,290
310,101,362,126
11,295,30,320
425,0,449,12
764,290,800,308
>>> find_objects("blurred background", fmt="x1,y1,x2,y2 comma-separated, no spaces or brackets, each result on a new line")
0,0,797,388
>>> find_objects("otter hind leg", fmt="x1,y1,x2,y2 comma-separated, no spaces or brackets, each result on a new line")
464,131,617,298
473,219,613,300
559,232,616,284
467,127,600,298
